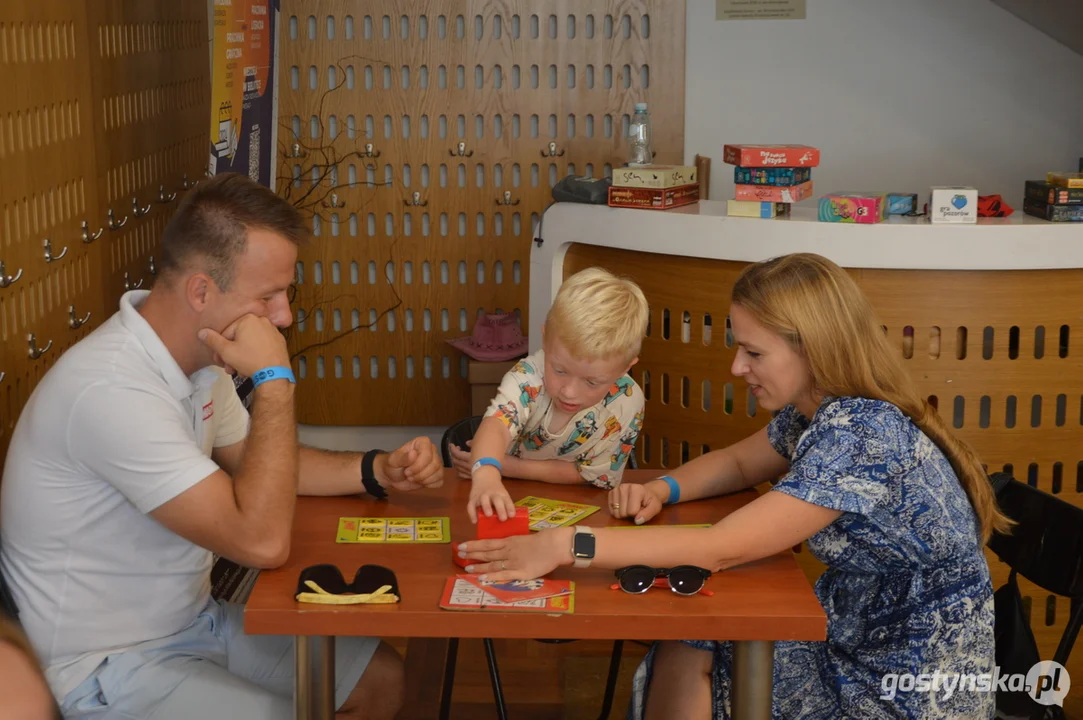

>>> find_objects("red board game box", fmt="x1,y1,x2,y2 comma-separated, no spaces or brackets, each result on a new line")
607,184,700,210
734,180,815,203
723,144,820,168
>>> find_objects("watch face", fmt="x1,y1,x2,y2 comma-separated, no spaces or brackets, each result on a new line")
573,531,596,558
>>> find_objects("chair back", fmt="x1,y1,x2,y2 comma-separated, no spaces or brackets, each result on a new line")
441,415,485,468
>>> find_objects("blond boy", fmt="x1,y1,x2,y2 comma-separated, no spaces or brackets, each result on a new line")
452,267,649,522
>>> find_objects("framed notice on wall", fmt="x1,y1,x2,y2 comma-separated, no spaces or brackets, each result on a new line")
209,0,279,186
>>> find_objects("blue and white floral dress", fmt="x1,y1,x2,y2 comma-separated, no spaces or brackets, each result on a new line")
629,397,996,719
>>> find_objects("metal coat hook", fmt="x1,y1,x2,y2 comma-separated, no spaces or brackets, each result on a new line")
82,220,103,243
148,255,157,275
124,272,143,290
0,371,4,383
107,208,128,231
28,332,52,359
404,191,428,207
323,192,346,209
361,142,381,159
182,173,196,190
450,141,473,158
68,304,91,329
0,260,22,288
132,195,151,218
158,185,177,203
43,238,68,263
541,141,564,158
495,190,520,206
291,142,306,158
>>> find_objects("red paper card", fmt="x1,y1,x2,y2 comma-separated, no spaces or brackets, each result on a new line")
439,577,575,613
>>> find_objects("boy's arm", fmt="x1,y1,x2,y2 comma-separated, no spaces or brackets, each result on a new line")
501,456,583,484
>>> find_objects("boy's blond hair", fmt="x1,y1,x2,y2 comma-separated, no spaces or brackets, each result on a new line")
544,267,648,362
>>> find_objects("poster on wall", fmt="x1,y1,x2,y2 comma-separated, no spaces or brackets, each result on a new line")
209,0,278,187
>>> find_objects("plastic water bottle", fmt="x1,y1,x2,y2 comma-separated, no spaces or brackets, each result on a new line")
627,103,652,166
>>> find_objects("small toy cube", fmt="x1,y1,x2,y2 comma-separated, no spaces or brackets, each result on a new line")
477,506,531,540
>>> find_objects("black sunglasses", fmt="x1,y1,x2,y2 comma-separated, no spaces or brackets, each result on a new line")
612,565,713,596
295,564,401,604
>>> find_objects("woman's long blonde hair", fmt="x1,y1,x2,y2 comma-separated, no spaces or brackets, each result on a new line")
732,253,1010,543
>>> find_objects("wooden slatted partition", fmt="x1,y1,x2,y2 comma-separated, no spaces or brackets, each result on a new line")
0,1,104,461
278,0,686,425
0,0,208,467
84,0,209,310
563,242,1083,705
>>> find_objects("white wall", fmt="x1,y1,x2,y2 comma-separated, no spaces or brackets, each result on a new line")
685,0,1083,201
302,0,1083,450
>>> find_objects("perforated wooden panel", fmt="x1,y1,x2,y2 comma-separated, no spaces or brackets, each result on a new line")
564,243,1083,690
278,0,686,425
84,0,209,310
0,0,209,468
0,1,103,459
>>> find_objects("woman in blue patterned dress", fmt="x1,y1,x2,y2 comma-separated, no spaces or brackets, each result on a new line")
459,253,1010,719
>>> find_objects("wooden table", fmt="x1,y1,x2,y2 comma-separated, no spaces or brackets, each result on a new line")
244,470,827,719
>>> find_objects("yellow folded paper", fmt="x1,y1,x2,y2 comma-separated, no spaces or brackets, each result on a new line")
295,580,399,605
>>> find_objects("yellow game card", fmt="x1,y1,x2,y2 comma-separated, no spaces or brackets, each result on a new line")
514,496,600,530
336,517,451,544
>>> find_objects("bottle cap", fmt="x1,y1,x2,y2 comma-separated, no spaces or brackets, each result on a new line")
634,102,648,112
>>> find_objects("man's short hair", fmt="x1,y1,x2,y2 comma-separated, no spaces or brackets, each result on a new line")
157,172,308,290
545,267,649,362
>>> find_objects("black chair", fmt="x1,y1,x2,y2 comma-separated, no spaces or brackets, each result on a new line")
439,415,627,720
988,472,1082,720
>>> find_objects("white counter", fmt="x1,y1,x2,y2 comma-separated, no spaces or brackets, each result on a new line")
528,200,1083,353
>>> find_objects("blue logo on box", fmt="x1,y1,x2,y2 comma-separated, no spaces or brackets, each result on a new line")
951,195,968,209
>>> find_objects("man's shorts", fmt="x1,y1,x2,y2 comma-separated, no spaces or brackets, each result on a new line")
60,598,380,719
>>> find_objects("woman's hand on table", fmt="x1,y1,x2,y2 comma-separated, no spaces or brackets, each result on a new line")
608,480,665,525
458,526,573,582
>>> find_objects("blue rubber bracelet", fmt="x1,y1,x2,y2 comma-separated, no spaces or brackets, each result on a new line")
471,457,503,474
251,366,296,387
660,475,681,505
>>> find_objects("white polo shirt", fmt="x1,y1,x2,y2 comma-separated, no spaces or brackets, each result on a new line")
0,290,250,701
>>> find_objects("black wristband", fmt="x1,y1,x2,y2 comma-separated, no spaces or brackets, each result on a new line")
361,449,388,499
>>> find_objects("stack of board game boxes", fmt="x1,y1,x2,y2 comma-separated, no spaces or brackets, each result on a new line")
1024,173,1083,222
723,144,820,218
607,164,700,210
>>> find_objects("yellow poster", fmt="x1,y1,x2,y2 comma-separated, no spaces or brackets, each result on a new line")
209,0,277,185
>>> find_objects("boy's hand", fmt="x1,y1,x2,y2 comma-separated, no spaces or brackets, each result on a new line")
448,440,475,479
608,481,664,525
467,468,516,523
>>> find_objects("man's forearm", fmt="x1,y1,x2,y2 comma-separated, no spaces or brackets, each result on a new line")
502,456,584,484
234,383,299,538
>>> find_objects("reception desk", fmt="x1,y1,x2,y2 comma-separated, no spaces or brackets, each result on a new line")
531,199,1083,674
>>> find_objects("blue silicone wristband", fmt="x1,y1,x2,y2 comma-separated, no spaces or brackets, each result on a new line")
660,475,681,505
251,366,296,387
472,457,503,474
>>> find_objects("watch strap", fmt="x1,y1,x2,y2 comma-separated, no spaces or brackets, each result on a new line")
361,449,388,499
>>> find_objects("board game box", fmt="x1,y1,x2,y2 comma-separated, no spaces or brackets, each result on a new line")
607,184,700,210
1025,180,1083,205
723,144,820,168
733,180,814,203
336,517,451,543
1024,198,1083,222
612,164,697,189
733,166,811,187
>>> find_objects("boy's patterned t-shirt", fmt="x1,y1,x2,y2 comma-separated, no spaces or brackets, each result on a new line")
483,349,645,489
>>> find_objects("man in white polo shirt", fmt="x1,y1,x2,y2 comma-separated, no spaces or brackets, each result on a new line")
0,172,444,719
